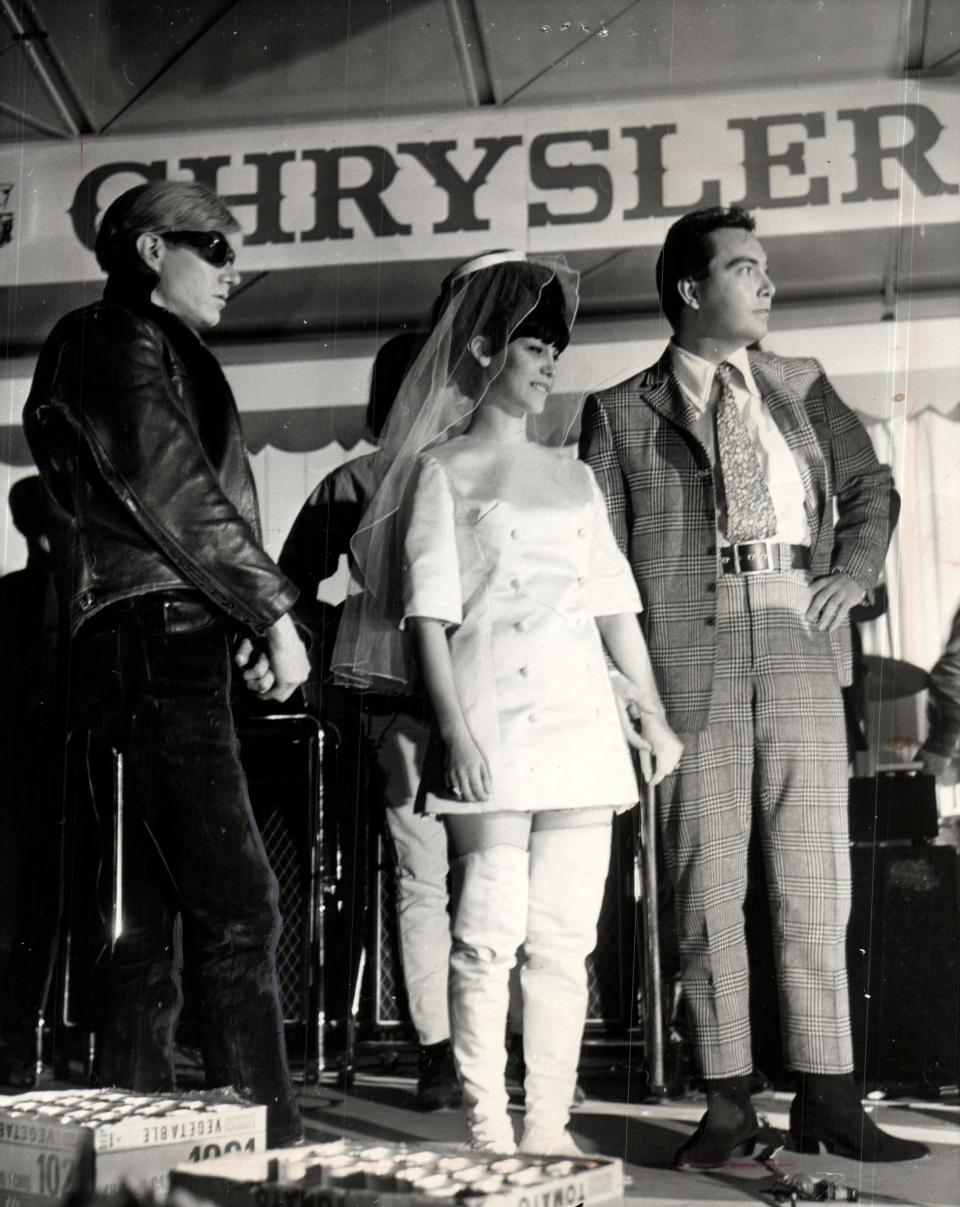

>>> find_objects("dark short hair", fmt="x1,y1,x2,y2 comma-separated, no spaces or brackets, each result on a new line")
8,475,51,540
508,277,570,353
95,180,239,279
655,206,756,329
367,331,426,439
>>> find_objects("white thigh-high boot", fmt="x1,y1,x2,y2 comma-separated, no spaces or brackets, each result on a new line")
449,843,529,1153
520,824,611,1155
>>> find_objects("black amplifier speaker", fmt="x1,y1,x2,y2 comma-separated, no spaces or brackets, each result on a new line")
749,773,960,1092
365,810,638,1034
847,773,939,844
234,714,323,1043
847,843,960,1092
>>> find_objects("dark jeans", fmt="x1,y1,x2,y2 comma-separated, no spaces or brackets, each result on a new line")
72,593,300,1143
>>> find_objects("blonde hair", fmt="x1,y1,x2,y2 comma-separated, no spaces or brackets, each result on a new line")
95,181,239,278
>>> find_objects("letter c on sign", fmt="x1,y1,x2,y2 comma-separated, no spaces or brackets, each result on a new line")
69,160,167,250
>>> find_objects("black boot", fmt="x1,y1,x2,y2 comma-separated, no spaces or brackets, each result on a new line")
675,1076,759,1169
414,1039,462,1111
790,1073,928,1163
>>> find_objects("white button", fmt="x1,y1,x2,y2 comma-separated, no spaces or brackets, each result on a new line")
577,527,587,537
510,528,520,540
515,621,527,633
529,712,539,723
519,666,530,677
510,577,521,590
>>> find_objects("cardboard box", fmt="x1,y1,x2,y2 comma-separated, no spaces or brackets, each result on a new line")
0,1087,266,1206
171,1139,625,1207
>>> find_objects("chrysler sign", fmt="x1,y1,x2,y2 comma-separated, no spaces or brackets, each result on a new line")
2,81,957,285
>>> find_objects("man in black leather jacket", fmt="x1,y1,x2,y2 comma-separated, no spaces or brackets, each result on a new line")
23,181,309,1145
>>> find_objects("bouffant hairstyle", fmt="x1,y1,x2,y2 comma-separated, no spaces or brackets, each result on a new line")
428,255,571,398
431,256,570,356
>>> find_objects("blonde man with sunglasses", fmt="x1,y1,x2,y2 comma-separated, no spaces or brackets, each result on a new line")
24,181,309,1146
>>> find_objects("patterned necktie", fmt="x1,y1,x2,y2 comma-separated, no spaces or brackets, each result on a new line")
714,361,777,543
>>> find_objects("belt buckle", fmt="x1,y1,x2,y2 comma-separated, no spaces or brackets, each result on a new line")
735,542,776,574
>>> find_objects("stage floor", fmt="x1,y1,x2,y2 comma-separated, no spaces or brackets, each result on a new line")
299,1073,960,1207
1,1060,956,1204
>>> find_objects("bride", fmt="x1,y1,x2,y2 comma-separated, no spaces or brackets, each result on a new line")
335,250,682,1155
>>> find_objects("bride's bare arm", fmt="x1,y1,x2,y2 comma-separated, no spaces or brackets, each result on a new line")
410,617,491,802
595,612,684,785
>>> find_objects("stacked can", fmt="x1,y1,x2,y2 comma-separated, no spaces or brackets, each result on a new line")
176,1138,624,1206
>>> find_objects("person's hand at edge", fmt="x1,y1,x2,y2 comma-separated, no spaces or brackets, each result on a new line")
807,572,863,632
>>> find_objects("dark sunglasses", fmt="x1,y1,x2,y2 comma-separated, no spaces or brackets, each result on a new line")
159,230,236,268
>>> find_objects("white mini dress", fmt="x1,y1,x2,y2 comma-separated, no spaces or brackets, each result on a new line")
402,436,642,814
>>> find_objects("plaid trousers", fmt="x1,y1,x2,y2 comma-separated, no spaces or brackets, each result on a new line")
658,570,854,1078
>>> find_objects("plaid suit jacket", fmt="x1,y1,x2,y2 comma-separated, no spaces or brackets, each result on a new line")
581,348,896,735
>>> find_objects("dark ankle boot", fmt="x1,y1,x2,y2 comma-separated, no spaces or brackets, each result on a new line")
675,1076,759,1169
414,1039,462,1111
790,1073,928,1163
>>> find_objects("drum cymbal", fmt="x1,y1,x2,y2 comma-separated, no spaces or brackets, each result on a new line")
861,655,929,700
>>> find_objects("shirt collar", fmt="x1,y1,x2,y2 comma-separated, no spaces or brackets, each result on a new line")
669,341,759,412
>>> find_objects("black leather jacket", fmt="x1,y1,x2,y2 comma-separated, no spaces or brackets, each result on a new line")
23,278,297,635
927,608,960,758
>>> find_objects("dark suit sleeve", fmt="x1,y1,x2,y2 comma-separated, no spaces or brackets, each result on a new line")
279,475,355,599
817,364,896,593
279,470,364,634
579,394,631,557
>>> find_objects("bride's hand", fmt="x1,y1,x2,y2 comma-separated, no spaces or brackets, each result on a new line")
444,725,491,802
635,711,684,786
611,674,683,785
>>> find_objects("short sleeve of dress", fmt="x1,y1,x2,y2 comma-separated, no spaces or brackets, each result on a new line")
401,453,464,629
583,464,643,617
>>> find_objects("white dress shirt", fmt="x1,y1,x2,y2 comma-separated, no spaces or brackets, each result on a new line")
670,342,811,547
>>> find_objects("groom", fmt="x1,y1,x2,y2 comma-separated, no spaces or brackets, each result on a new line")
581,206,923,1167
